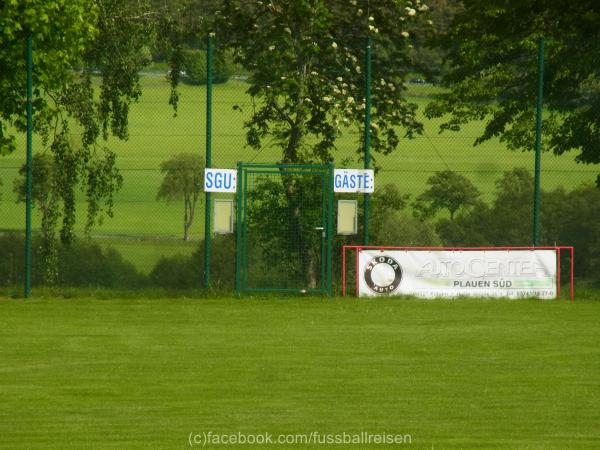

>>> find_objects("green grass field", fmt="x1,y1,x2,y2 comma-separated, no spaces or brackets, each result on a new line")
0,296,598,449
0,76,597,272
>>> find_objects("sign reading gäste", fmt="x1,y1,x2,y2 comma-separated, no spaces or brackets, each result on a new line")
334,169,374,193
358,250,557,299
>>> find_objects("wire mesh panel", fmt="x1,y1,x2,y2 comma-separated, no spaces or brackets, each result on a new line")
3,35,600,295
236,164,333,295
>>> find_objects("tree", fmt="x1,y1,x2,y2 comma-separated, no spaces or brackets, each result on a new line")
13,154,60,282
489,168,534,245
181,49,232,85
217,0,431,286
413,170,481,220
0,0,96,156
436,168,534,246
219,0,429,165
368,184,440,246
370,184,411,220
425,0,600,182
156,153,205,241
409,0,464,82
1,0,158,248
554,184,600,280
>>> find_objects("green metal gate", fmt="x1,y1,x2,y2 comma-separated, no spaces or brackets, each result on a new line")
236,163,334,295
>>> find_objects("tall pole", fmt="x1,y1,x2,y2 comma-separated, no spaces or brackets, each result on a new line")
25,32,33,298
533,37,544,246
203,35,213,289
363,36,372,245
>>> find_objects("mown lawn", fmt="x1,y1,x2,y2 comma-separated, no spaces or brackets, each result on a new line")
0,296,598,449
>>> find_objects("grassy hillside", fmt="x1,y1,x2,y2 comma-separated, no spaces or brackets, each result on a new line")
0,77,596,272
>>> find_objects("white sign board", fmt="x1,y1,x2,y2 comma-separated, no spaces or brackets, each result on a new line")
358,249,557,299
204,168,237,193
334,169,374,193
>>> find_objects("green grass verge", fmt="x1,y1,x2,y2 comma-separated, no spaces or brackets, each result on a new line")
0,296,598,449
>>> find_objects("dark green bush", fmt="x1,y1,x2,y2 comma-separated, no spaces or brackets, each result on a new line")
56,242,145,288
149,235,236,289
149,254,201,289
372,211,441,246
0,234,144,288
366,183,441,246
434,169,600,285
0,233,25,287
181,49,232,85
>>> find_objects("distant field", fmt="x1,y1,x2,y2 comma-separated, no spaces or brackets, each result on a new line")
0,76,596,271
0,296,598,449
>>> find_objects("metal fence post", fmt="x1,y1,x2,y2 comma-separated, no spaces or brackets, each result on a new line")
203,34,213,289
327,162,334,296
363,35,372,245
533,37,544,246
25,32,33,298
235,162,243,295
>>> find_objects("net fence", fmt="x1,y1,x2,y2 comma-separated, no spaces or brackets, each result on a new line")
0,39,598,294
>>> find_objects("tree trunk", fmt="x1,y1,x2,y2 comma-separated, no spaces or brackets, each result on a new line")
183,196,190,241
278,72,320,288
281,171,319,290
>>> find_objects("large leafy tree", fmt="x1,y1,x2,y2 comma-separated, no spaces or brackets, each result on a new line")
0,0,96,155
426,0,600,183
219,0,430,165
0,0,156,246
409,0,463,82
217,0,430,287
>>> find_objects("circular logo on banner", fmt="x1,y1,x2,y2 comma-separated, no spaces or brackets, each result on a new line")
364,255,403,294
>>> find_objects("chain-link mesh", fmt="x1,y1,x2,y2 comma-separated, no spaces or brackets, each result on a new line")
1,38,598,293
237,164,332,293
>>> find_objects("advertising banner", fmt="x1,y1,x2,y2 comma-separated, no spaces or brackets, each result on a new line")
358,249,557,299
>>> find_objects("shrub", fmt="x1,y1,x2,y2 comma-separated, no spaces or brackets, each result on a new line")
433,168,600,285
372,211,441,246
0,235,145,288
553,184,600,281
149,235,236,289
0,233,25,287
181,49,232,85
149,254,200,289
367,183,441,246
56,242,145,288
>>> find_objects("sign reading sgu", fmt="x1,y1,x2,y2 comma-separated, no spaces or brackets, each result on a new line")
204,168,237,193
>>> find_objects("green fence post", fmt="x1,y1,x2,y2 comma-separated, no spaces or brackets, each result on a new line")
327,163,334,296
363,35,372,246
533,37,544,246
24,32,33,299
235,162,243,295
203,34,213,289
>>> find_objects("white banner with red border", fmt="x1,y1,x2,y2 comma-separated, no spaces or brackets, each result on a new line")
357,249,557,299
